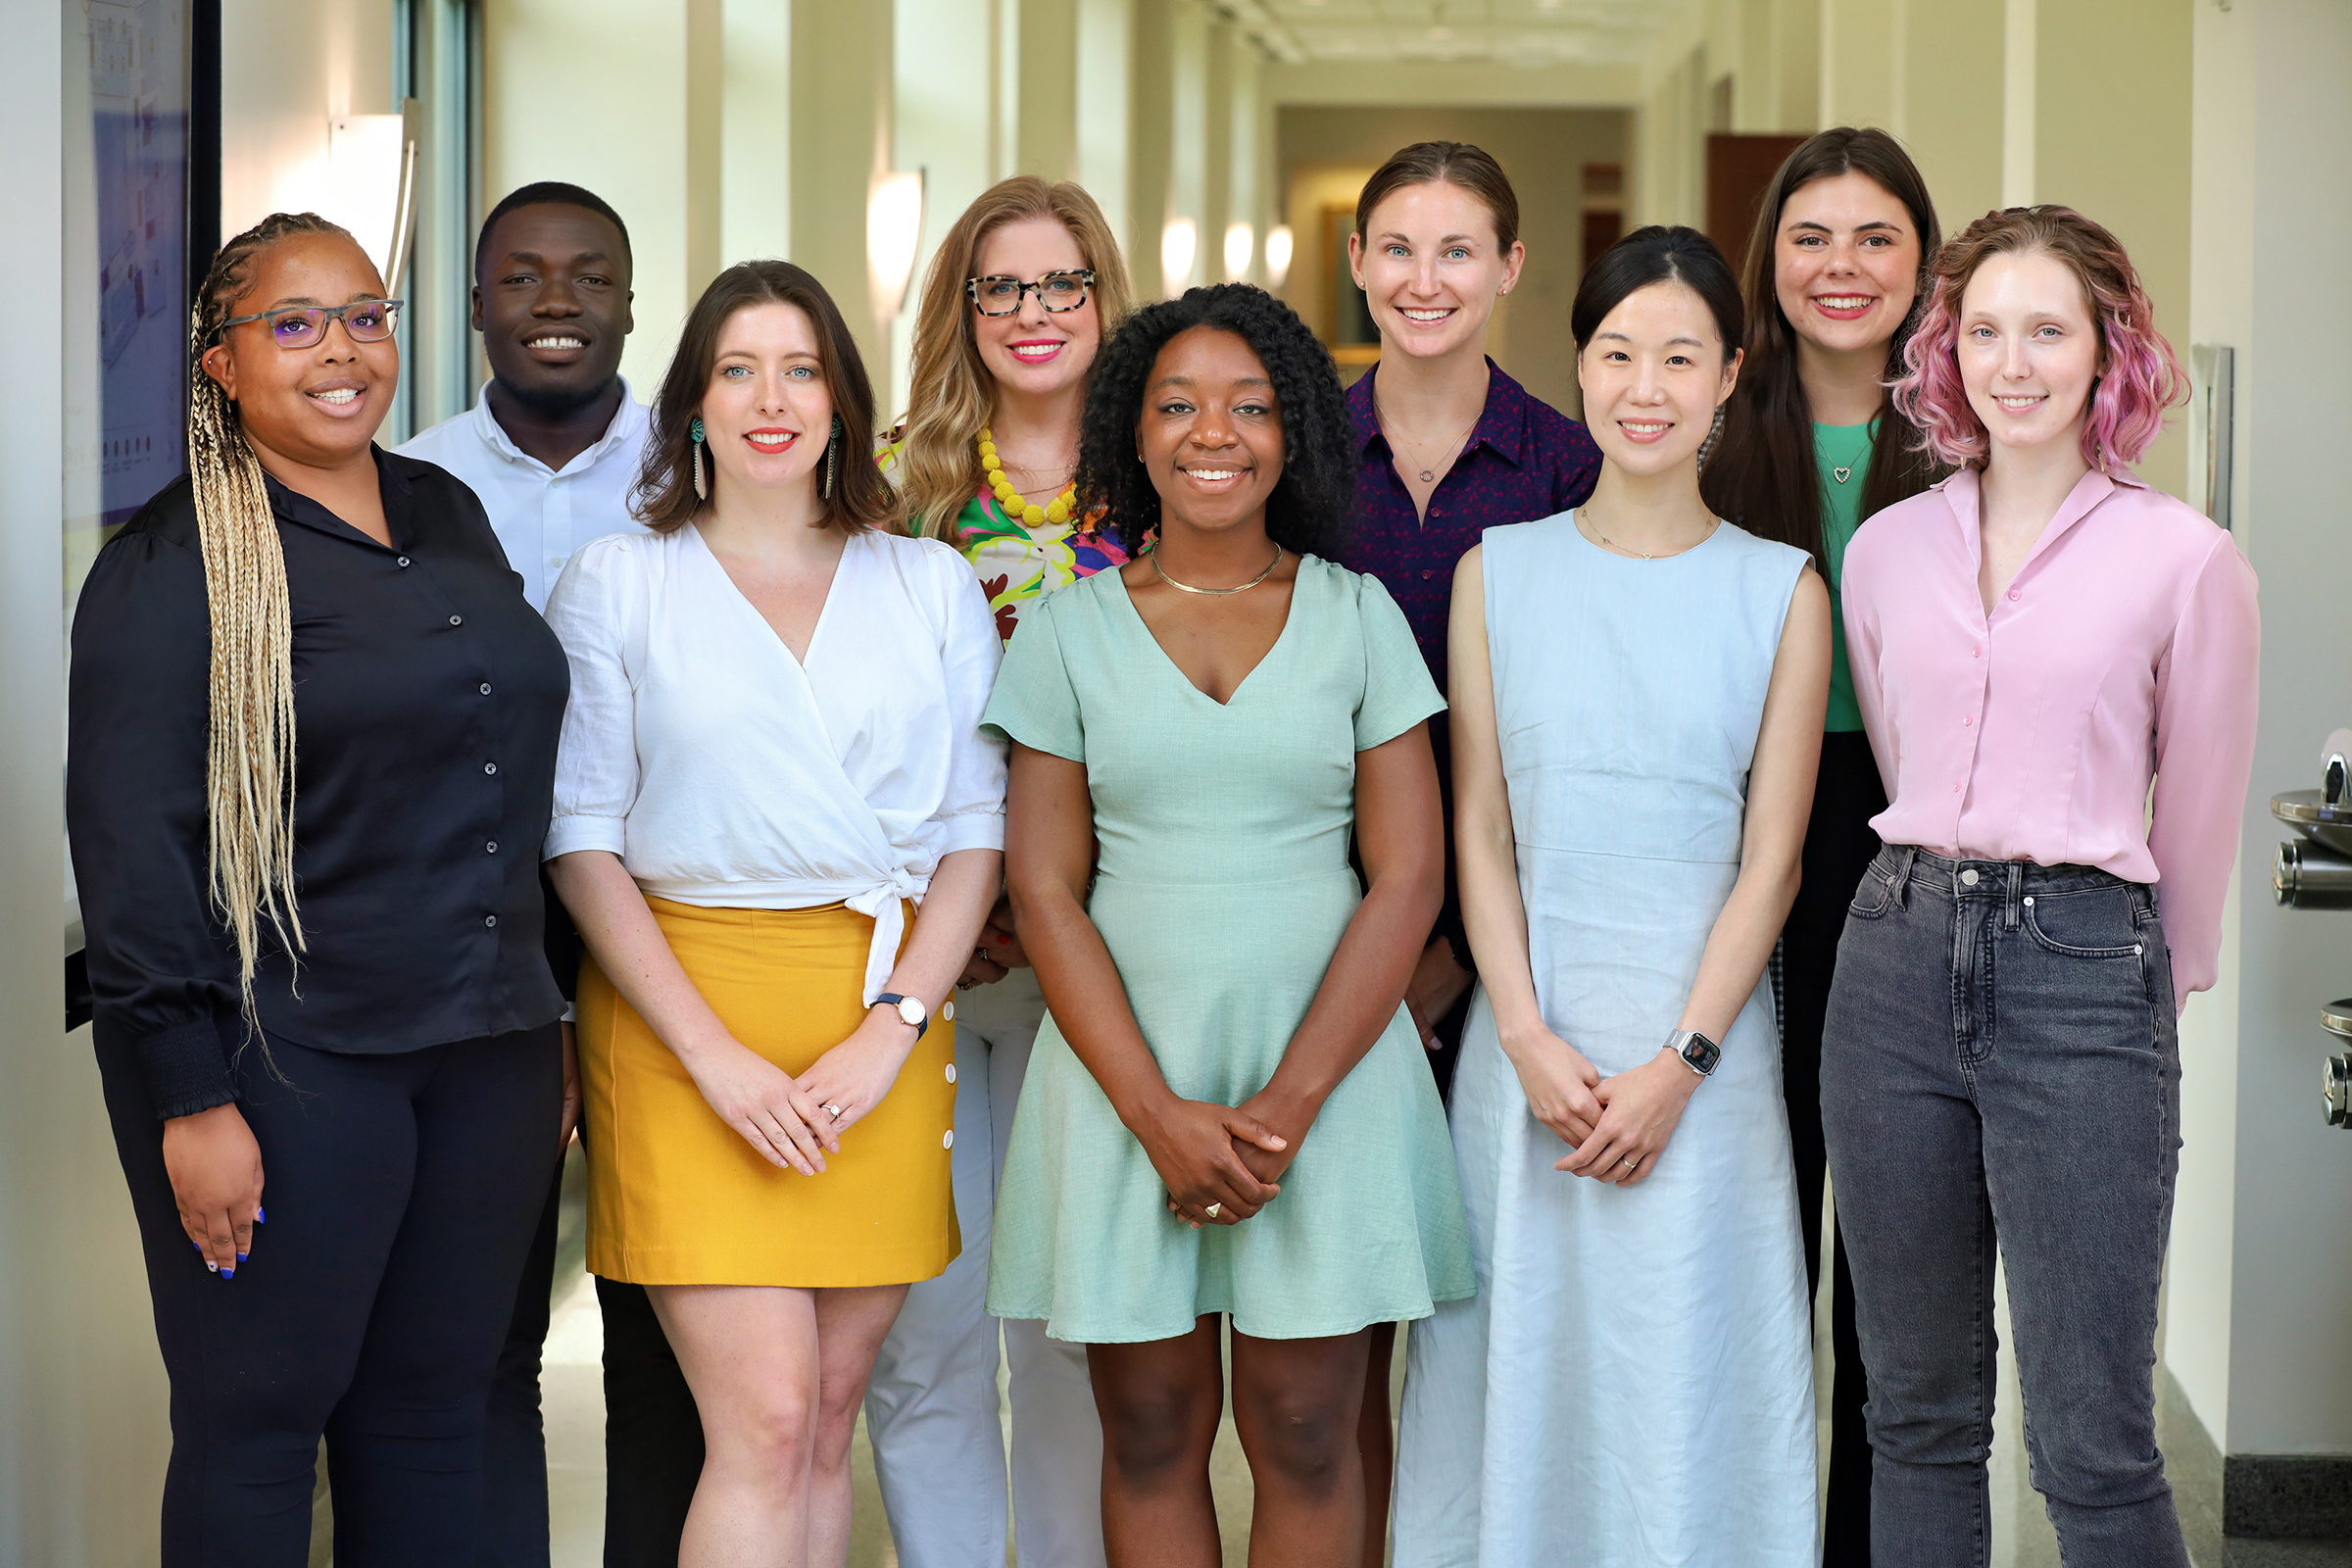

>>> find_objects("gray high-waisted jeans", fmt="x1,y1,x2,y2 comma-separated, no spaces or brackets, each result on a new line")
1821,845,2188,1568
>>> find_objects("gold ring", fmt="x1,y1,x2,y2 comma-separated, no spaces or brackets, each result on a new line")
1204,1202,1222,1219
1620,1156,1639,1171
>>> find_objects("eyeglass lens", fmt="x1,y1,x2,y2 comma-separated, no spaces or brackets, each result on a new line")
972,273,1090,315
269,301,401,346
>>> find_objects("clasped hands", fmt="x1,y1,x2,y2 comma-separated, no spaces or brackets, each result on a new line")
683,1007,918,1175
1139,1090,1299,1230
1504,1025,1698,1187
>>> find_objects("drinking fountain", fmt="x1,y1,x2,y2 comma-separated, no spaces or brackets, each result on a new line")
2270,729,2352,1125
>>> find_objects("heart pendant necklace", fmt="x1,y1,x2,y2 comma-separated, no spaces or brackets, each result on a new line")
1833,466,1853,484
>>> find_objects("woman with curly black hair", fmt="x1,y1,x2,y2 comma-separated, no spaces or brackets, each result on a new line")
979,283,1473,1566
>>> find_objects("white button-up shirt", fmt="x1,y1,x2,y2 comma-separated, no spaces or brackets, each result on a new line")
395,379,655,612
543,525,1008,1004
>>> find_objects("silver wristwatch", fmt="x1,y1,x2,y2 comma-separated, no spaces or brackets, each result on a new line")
1666,1028,1720,1078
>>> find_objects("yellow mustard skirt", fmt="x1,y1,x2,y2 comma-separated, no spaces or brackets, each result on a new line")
578,897,959,1287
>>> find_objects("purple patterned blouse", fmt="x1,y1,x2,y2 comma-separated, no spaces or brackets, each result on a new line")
1341,360,1602,695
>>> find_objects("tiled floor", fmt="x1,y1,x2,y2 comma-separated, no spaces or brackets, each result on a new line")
320,1149,2352,1566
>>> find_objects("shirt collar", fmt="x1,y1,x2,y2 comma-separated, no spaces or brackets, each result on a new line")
466,375,643,475
262,444,410,548
1348,358,1531,469
1940,463,2126,573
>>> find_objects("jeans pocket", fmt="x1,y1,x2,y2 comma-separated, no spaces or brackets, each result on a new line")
2020,885,2146,959
1848,868,1897,920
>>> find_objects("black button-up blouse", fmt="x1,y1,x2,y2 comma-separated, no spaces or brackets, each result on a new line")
68,448,571,1118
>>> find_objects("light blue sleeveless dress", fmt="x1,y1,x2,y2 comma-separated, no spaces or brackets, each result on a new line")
1393,513,1819,1566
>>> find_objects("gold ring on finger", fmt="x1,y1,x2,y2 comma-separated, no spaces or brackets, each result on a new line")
1620,1156,1639,1171
1204,1202,1222,1219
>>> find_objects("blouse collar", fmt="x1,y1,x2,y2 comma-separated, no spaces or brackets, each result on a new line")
1348,357,1532,469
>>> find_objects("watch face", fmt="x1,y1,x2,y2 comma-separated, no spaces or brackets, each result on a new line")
896,996,925,1027
1683,1033,1721,1075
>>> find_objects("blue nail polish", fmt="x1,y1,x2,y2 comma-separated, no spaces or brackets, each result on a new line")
255,1206,267,1223
220,1269,234,1280
236,1251,248,1263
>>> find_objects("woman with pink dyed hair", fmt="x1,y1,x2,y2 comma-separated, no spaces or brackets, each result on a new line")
1823,207,2259,1566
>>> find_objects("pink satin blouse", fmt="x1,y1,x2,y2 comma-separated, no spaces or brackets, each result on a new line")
1841,466,2261,1008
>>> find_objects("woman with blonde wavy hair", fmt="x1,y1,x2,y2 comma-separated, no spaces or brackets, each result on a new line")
865,174,1131,1568
67,213,574,1565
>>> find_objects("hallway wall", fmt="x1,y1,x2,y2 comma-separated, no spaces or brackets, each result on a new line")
1275,106,1627,418
15,2,2352,1560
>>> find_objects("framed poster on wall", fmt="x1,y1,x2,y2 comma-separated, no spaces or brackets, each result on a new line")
63,0,218,610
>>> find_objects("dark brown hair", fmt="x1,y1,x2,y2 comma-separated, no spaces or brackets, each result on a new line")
1352,140,1520,252
1701,127,1943,570
634,260,900,533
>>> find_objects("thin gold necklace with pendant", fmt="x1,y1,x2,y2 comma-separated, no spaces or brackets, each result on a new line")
1582,509,1717,561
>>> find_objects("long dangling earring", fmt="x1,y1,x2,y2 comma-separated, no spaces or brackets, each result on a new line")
821,415,842,501
690,416,708,501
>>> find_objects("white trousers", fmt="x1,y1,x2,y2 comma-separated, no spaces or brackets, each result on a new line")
864,970,1107,1568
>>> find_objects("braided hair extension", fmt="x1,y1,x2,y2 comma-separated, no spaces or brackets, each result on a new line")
1076,283,1355,562
186,212,348,1026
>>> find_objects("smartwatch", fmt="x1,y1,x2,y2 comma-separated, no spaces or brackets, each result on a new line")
1666,1028,1720,1078
873,993,930,1039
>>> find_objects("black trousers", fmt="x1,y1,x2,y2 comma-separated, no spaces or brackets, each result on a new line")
475,1168,705,1568
98,1022,562,1568
1783,730,1885,1566
478,1159,564,1568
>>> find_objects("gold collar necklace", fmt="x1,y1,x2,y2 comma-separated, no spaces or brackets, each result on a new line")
1150,542,1284,596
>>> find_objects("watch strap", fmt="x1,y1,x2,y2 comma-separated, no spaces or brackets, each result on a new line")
1666,1027,1720,1077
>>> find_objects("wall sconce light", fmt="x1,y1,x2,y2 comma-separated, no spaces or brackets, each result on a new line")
1264,224,1295,292
1160,218,1198,296
868,169,927,321
326,105,419,290
1224,221,1254,282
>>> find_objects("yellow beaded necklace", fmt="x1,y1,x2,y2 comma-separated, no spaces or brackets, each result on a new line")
979,426,1078,529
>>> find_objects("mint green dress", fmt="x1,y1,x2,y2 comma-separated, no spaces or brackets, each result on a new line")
981,556,1475,1343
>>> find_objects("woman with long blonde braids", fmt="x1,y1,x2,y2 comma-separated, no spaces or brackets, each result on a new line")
67,213,574,1566
861,175,1132,1568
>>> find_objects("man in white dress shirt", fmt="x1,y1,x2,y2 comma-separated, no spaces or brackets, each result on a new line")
397,182,694,1568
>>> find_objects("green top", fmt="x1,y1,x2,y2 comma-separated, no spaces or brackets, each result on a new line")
1816,419,1876,733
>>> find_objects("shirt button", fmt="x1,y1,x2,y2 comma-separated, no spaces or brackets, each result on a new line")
2007,589,2020,601
548,557,564,568
479,682,493,696
945,1063,957,1084
396,556,411,567
943,1129,956,1150
486,841,500,854
484,761,499,775
449,614,465,626
1420,568,1436,580
1952,782,1962,792
1962,715,1973,726
1972,647,1981,658
484,914,499,928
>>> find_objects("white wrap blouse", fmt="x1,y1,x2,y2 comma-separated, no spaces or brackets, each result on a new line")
543,523,1007,1004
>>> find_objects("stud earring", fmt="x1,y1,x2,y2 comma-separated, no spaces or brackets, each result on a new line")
822,415,842,501
690,416,708,501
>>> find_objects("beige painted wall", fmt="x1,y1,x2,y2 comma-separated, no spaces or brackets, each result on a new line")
2207,0,2352,1456
2029,0,2193,501
483,0,699,398
2164,0,2258,1446
1277,106,1630,418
